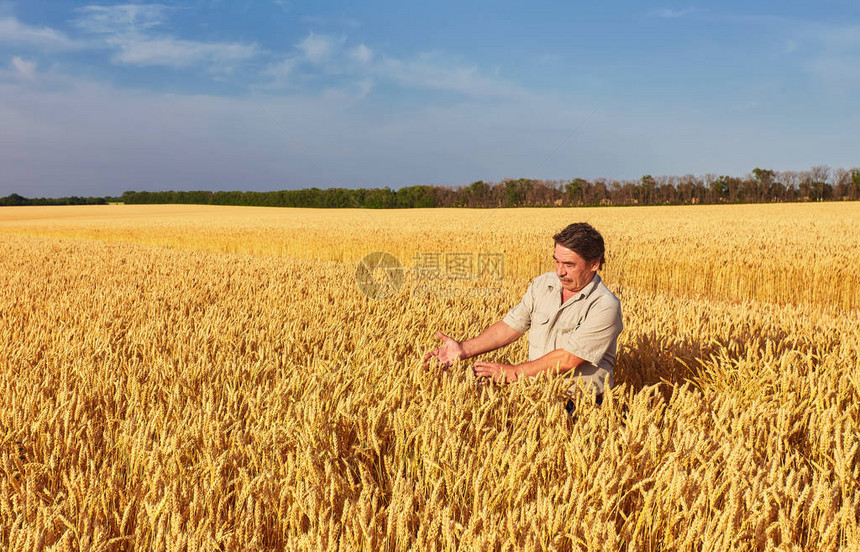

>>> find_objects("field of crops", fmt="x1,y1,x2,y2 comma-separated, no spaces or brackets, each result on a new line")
1,203,858,551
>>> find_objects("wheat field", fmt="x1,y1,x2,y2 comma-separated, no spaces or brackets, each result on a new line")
1,203,858,551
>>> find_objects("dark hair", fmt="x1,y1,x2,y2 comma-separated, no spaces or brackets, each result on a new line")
553,222,606,268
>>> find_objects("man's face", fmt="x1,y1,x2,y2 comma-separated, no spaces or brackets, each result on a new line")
553,243,600,293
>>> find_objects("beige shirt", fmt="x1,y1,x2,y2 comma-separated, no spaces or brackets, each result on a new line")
503,272,623,395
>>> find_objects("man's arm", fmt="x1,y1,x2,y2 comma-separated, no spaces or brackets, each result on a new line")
473,348,587,383
424,321,523,368
475,298,622,383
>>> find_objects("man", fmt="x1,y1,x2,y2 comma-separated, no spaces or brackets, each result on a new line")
424,222,622,404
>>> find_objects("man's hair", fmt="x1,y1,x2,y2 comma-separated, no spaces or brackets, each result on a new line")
553,222,606,268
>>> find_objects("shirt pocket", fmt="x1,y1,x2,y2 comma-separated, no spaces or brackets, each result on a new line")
557,315,583,334
553,315,583,351
529,312,552,351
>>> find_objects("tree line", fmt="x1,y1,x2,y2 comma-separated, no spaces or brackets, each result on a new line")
119,166,860,208
4,166,859,208
0,193,108,206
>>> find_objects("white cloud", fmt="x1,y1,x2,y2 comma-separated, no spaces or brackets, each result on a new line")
318,77,374,102
263,57,297,87
350,44,372,64
297,33,342,64
11,56,36,79
74,4,168,34
355,78,373,99
73,4,260,70
260,36,528,100
1,7,522,100
300,15,361,29
0,8,258,72
653,8,694,18
374,53,527,99
111,37,259,67
0,16,79,49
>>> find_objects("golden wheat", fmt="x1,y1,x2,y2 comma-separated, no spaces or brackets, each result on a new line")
0,203,858,551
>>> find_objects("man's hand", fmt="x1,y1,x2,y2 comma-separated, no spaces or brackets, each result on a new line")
473,361,519,383
424,322,523,370
424,331,467,368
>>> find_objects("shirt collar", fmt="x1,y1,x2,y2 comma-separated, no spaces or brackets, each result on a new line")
549,272,602,302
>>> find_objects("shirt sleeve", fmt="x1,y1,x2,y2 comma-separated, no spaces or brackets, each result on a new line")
559,299,623,366
502,279,536,333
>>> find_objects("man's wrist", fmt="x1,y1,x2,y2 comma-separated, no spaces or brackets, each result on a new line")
512,365,522,382
516,361,536,379
459,340,472,360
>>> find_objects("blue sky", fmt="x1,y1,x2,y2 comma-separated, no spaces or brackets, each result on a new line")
1,1,858,197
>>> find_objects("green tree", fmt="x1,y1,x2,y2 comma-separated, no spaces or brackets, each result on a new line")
751,168,775,203
637,175,656,205
565,178,588,205
1,193,28,206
